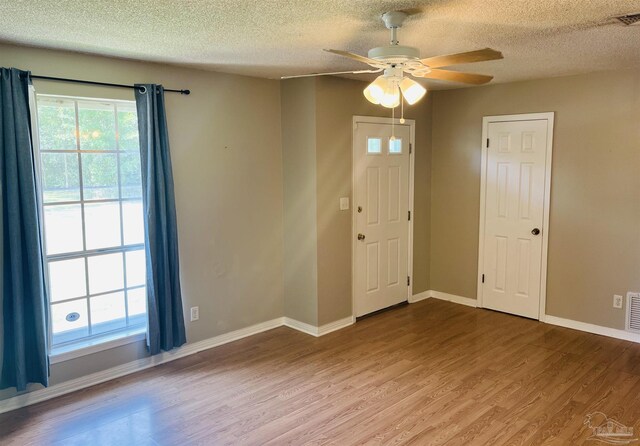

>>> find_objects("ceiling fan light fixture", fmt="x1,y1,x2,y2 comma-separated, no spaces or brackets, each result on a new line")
363,76,386,104
364,75,401,108
380,81,400,108
399,77,426,105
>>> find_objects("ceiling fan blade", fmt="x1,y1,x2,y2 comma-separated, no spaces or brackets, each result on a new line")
323,49,381,66
420,48,503,68
417,69,494,85
281,69,382,80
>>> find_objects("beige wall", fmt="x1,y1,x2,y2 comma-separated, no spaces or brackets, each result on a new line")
3,40,635,405
315,77,432,325
314,77,379,325
281,78,319,325
430,69,640,329
280,76,433,326
0,43,284,399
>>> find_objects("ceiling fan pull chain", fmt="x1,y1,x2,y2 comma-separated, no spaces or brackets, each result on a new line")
391,106,395,140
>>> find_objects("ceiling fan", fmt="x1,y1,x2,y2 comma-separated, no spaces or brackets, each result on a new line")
282,11,503,108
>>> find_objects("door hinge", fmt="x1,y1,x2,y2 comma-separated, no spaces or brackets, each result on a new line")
486,138,490,148
482,274,485,283
407,276,411,286
409,143,412,154
408,210,411,221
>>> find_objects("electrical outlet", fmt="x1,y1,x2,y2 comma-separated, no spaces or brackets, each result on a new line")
190,306,199,321
613,295,623,309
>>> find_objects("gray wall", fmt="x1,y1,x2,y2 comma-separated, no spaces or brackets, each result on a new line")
314,77,432,325
4,39,636,404
280,76,433,326
0,43,284,400
281,78,319,326
430,69,640,330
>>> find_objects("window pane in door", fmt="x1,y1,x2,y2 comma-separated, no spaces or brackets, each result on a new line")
40,153,80,203
367,137,382,154
48,259,87,302
389,138,402,154
43,204,84,255
78,102,116,151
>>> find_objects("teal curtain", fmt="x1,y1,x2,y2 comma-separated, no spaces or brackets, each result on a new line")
135,84,186,355
0,68,49,391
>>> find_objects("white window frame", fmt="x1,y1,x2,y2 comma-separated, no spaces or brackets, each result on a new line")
30,91,148,363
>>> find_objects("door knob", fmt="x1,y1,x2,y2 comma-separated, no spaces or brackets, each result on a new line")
531,228,541,236
357,233,365,241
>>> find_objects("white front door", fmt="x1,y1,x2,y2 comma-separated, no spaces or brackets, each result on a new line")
481,118,550,319
354,121,412,317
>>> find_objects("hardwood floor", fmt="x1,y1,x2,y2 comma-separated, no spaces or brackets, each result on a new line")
2,299,640,445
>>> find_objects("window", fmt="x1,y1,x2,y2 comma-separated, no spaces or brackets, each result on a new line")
34,95,146,351
389,137,402,154
367,137,382,154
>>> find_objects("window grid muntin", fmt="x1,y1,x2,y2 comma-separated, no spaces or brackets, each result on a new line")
36,95,146,348
42,197,141,207
114,102,129,326
74,100,94,337
47,284,145,306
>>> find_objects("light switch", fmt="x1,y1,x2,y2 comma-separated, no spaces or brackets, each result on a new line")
339,197,349,211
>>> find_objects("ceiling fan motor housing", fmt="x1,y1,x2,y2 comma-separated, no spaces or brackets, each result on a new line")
368,45,420,63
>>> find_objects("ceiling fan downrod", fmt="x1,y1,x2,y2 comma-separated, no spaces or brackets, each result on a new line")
382,11,407,45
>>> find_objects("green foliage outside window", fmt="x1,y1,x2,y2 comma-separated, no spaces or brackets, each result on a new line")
37,100,142,203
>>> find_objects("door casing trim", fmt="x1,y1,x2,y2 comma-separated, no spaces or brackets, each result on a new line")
352,116,416,317
477,112,555,320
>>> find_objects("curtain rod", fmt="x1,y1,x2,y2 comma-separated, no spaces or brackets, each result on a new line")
23,74,190,95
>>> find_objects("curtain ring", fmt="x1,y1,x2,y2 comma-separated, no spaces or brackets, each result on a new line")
138,86,147,94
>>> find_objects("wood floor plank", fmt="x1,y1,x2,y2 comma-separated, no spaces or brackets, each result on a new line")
2,299,640,445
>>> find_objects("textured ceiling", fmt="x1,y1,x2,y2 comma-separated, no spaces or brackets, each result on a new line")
1,0,640,89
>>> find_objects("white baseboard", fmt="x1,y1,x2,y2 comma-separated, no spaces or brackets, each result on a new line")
430,290,478,307
409,290,430,303
12,295,636,416
283,317,318,336
318,316,355,336
543,315,640,344
0,317,284,415
411,289,639,345
1,313,357,414
410,290,478,307
284,316,355,337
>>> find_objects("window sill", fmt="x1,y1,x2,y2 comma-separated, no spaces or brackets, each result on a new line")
49,328,147,365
